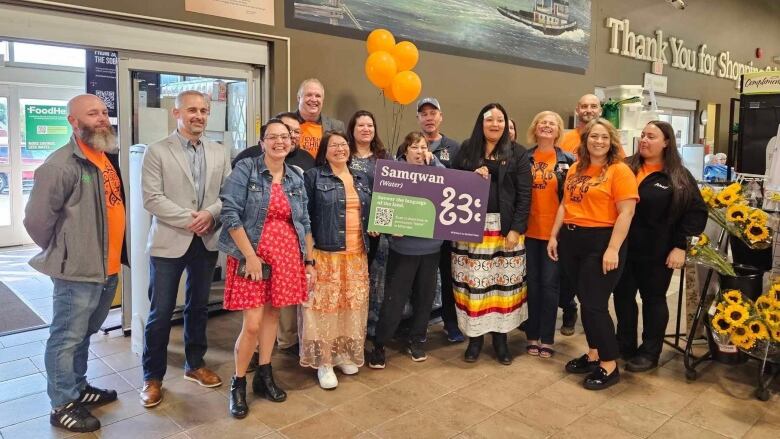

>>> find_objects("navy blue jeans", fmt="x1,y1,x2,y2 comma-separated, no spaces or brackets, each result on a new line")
46,275,118,407
525,238,560,345
142,237,217,381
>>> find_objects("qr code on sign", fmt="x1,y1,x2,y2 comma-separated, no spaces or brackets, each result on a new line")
375,207,394,227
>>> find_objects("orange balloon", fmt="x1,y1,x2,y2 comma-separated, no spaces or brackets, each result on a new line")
383,84,398,103
366,29,396,54
391,41,419,71
365,51,397,88
391,71,422,105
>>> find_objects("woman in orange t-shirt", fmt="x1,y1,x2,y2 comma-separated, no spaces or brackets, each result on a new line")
547,118,638,391
524,111,575,358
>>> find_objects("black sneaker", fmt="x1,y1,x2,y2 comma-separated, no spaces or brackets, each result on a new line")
625,355,659,373
583,366,620,390
78,384,117,405
368,346,386,369
406,342,427,362
50,402,100,433
565,354,600,374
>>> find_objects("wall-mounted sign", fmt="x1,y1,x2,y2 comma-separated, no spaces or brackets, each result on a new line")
643,73,668,94
86,50,118,126
185,0,274,26
742,71,780,95
24,105,71,150
605,17,778,85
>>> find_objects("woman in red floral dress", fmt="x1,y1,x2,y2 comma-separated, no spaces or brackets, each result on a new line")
218,119,316,418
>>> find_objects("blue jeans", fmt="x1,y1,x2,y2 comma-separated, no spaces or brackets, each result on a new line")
525,238,560,345
45,275,118,408
142,237,217,381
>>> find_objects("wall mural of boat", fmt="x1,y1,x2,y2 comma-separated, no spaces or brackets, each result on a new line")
497,0,578,36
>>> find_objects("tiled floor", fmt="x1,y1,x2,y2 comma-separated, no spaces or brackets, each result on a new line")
0,310,778,439
0,246,54,325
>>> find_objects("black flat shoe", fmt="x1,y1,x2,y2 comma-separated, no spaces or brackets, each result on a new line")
464,335,484,362
565,354,599,374
491,333,512,365
584,365,620,390
229,376,248,419
625,355,658,372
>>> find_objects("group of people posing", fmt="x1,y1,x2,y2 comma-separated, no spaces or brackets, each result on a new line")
25,80,707,433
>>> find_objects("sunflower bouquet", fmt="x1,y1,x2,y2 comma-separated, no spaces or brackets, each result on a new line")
700,183,773,249
710,282,780,355
688,233,736,276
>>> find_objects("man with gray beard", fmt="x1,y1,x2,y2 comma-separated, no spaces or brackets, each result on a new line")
25,94,126,433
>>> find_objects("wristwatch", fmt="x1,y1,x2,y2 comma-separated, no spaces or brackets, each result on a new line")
304,259,316,267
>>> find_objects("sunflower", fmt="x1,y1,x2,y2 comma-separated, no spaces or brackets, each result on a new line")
716,302,726,313
730,330,757,350
689,247,698,256
723,182,742,195
696,233,710,246
769,283,780,301
755,295,775,312
762,309,780,327
715,189,739,207
747,320,770,340
701,187,715,206
711,312,731,334
748,209,768,225
744,222,770,243
723,302,749,326
726,204,750,223
722,289,743,305
771,326,780,342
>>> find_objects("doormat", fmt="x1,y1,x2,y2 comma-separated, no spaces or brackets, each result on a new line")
0,281,47,336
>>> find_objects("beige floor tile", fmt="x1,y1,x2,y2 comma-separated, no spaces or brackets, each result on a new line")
0,341,45,364
161,390,228,430
647,419,727,438
100,351,142,373
744,420,780,439
0,391,50,427
673,395,761,438
371,411,458,439
501,394,583,436
86,359,115,381
419,360,488,391
0,414,98,439
250,393,327,430
332,389,413,430
280,410,362,439
589,398,670,437
259,433,286,439
0,358,39,382
0,373,47,403
351,363,410,389
380,374,449,408
616,380,697,416
418,393,495,432
386,349,447,373
459,412,546,439
454,375,530,411
30,353,47,371
89,389,148,427
87,373,135,396
96,412,182,439
301,375,374,408
535,377,611,415
0,328,50,348
88,337,130,359
154,377,216,410
549,415,641,439
185,415,272,439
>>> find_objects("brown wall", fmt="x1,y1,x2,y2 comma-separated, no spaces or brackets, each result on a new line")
22,0,780,151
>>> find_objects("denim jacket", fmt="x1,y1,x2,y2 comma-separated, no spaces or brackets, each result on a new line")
218,154,311,260
528,145,576,201
304,164,372,252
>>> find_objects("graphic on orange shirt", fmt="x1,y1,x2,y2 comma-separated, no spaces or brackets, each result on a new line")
527,149,560,240
562,162,639,228
77,139,125,275
300,122,323,158
531,161,556,189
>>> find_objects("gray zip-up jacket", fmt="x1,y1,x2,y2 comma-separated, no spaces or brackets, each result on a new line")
24,136,128,283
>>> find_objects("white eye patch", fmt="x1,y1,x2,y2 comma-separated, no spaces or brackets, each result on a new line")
483,110,492,120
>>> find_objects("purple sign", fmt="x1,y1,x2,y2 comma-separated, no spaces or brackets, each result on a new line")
368,159,489,242
86,50,118,125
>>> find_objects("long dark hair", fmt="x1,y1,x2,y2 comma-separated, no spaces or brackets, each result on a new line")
346,110,388,159
626,120,695,220
314,130,350,167
454,103,512,170
575,118,623,181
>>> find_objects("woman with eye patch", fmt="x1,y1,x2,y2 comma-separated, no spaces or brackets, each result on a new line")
547,118,638,391
301,130,373,390
218,118,316,418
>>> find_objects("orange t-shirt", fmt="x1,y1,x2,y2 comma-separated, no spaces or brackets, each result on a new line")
526,149,560,240
560,129,581,156
562,162,639,228
636,162,664,185
339,174,362,254
77,140,125,275
299,122,323,158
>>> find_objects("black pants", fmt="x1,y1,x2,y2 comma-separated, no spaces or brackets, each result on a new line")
614,257,674,360
368,234,381,268
558,270,578,325
375,249,440,346
525,238,560,344
438,241,458,330
558,225,626,362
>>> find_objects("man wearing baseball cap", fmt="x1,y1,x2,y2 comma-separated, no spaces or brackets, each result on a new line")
416,97,463,342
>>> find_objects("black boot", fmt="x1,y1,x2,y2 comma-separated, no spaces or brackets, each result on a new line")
491,332,512,365
253,363,287,402
229,376,248,419
464,335,484,362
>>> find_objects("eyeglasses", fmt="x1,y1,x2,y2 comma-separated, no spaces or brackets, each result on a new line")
264,134,291,142
328,142,349,149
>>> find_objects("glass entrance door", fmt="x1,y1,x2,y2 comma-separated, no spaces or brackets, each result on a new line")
0,85,82,247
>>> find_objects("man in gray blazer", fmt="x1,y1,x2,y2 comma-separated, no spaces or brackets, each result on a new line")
139,90,231,408
295,78,345,158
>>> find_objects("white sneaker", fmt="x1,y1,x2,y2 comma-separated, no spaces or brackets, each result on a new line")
317,366,338,389
337,362,359,375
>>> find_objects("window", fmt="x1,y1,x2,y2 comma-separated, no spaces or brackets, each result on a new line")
12,42,85,68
